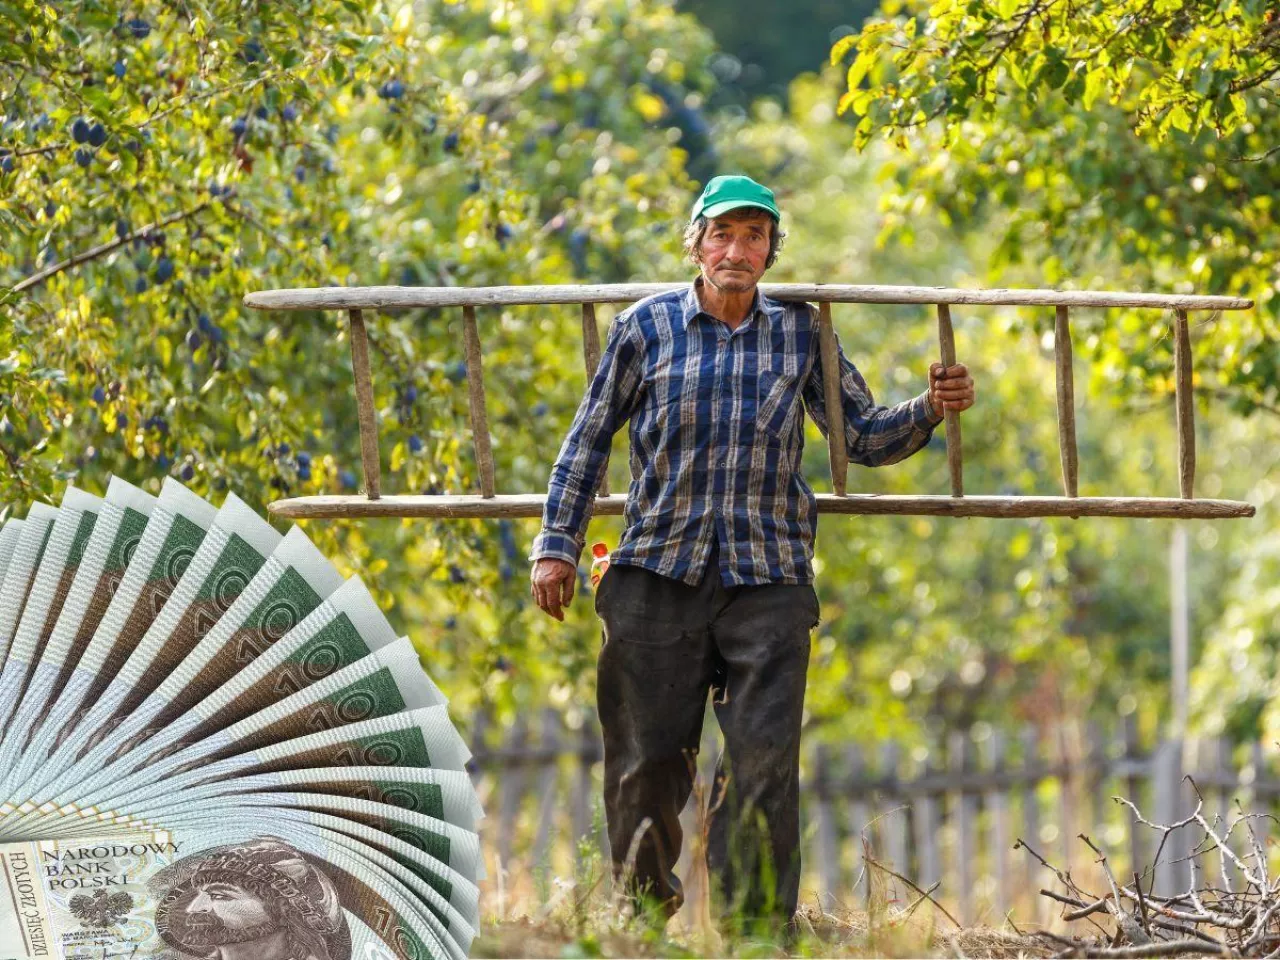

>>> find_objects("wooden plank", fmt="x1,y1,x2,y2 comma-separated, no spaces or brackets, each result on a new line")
1123,714,1145,881
1054,305,1079,501
949,731,975,924
818,301,849,496
244,283,1254,313
581,303,610,498
268,492,1257,520
347,309,382,501
1151,738,1188,897
1084,721,1106,856
1174,309,1196,499
461,305,496,498
984,730,1012,921
497,716,530,868
936,304,963,497
570,720,598,852
879,742,909,894
847,745,872,906
1020,727,1043,904
1246,742,1271,878
530,708,562,868
1055,723,1075,875
812,743,842,905
912,747,941,889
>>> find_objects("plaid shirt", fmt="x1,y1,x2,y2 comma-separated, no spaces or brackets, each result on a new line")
529,278,945,586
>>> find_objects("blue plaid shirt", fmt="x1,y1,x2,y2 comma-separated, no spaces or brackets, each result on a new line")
529,278,945,586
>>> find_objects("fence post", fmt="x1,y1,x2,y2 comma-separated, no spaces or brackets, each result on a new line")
497,715,531,869
846,744,872,906
984,729,1012,922
531,707,563,870
571,716,601,856
812,743,842,908
1019,726,1044,923
1151,737,1190,897
912,743,941,891
948,731,975,924
1123,713,1145,881
878,741,909,900
1056,722,1076,875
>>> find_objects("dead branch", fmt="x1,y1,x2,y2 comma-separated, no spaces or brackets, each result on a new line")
1021,786,1280,957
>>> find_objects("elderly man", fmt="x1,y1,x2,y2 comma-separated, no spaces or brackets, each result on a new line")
529,175,976,933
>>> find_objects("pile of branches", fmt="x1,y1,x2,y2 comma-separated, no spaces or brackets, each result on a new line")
1020,777,1280,958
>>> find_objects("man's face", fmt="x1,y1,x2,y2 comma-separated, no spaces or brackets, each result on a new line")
182,882,275,944
698,210,772,293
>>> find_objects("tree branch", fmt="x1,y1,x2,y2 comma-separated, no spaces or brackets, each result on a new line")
9,200,213,296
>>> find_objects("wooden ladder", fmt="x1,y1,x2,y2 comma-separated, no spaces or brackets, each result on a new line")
242,283,1255,522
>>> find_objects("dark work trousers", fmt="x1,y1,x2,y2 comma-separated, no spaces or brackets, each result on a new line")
594,537,821,927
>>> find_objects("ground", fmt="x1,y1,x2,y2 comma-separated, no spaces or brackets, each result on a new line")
471,904,1058,958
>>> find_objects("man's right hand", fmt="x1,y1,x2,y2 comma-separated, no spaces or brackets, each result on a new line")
531,558,578,621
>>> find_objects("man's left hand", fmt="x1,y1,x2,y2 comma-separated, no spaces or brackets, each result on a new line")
929,362,975,418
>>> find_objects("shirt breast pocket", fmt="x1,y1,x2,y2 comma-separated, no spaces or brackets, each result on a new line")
755,366,802,442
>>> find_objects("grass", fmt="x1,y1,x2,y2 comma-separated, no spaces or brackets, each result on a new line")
471,892,1056,958
472,778,1057,958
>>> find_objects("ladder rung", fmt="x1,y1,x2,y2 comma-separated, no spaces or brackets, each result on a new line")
268,493,1256,521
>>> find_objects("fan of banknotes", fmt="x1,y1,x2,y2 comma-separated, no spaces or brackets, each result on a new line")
0,477,484,960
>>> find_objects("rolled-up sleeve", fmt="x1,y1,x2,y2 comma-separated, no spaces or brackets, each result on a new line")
529,312,645,567
802,311,944,467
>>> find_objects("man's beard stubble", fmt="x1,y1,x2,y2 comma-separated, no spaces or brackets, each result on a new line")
179,912,280,948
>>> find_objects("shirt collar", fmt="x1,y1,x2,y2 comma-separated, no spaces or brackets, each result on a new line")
682,276,784,331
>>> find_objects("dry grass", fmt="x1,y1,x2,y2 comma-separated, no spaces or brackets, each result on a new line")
471,899,1057,958
471,757,1060,957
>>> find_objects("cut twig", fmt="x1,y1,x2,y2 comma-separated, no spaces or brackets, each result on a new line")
863,853,962,930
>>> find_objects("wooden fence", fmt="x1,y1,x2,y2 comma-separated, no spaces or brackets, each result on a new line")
467,708,1280,925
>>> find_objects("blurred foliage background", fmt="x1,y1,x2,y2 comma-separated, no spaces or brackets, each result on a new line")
2,0,1278,766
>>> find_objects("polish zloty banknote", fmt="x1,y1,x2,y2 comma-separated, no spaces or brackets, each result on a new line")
0,518,25,581
0,482,485,956
138,814,475,960
2,491,275,827
75,523,346,769
65,491,282,762
33,635,446,820
99,573,399,777
18,702,470,843
0,824,456,960
3,479,219,814
99,765,484,834
116,795,484,884
0,478,156,781
0,503,59,666
0,487,102,745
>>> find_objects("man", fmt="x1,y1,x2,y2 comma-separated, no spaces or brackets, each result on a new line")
152,838,351,960
529,175,976,932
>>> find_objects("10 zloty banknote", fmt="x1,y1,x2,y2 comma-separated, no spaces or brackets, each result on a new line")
0,479,484,959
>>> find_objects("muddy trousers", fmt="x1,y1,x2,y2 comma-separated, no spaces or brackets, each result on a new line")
594,539,821,927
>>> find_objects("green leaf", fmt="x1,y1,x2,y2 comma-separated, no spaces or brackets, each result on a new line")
830,32,859,66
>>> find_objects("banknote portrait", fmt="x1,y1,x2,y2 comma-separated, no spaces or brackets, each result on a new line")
151,837,352,960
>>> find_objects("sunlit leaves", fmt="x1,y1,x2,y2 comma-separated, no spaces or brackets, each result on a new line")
1,0,719,723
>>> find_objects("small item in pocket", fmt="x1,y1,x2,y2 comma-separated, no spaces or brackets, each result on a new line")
589,541,611,588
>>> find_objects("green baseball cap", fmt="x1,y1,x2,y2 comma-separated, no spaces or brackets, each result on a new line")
690,174,781,223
